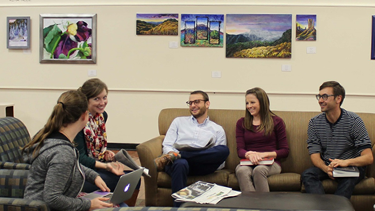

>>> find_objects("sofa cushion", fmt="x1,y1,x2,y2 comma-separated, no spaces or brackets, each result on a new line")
268,173,301,191
301,177,375,195
0,169,29,198
157,170,230,188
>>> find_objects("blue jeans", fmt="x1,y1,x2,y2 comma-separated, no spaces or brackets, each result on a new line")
83,169,141,192
165,145,229,207
301,166,365,199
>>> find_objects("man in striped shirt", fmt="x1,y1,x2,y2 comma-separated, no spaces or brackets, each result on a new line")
301,81,373,199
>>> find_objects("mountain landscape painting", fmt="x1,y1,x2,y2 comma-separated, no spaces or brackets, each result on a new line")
226,14,292,58
136,14,178,35
181,14,224,47
296,15,317,41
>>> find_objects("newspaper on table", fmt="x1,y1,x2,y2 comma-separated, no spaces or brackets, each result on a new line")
172,181,241,204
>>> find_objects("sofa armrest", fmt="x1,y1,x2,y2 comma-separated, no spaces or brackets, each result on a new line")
136,135,164,206
0,161,31,170
0,198,50,211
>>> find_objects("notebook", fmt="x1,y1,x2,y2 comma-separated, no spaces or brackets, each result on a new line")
82,168,142,204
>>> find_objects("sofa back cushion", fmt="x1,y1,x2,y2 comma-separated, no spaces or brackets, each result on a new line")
0,117,31,163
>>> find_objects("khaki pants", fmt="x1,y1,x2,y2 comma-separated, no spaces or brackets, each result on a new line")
235,162,281,192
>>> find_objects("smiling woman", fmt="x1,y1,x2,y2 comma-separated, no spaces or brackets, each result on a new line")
75,78,141,206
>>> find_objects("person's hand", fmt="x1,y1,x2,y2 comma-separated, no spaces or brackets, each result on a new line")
89,197,113,210
329,158,349,168
245,151,263,165
104,150,115,161
94,176,111,192
105,162,125,176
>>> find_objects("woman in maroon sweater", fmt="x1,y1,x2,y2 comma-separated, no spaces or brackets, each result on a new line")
235,87,289,192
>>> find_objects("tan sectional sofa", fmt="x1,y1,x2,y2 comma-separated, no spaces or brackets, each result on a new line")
136,108,375,211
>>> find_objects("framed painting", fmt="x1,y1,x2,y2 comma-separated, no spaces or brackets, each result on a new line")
296,15,317,41
226,14,292,58
136,14,178,35
180,14,224,47
7,16,30,49
372,16,375,60
39,14,97,64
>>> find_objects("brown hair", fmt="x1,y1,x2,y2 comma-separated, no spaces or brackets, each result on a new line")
319,81,345,106
78,78,108,100
190,90,209,101
22,90,88,157
244,87,276,136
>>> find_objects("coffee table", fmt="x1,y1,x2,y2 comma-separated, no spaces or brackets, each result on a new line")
181,192,354,211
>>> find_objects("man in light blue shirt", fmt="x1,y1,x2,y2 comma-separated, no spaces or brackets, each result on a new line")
154,90,229,207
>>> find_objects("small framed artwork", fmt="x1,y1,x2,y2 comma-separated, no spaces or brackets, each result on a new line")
7,16,30,49
372,16,375,60
39,14,97,64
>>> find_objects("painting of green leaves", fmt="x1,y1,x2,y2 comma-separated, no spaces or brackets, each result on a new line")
136,14,178,35
181,14,224,47
40,14,96,64
226,14,292,58
296,15,317,41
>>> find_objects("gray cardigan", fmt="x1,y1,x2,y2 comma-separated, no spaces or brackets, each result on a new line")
23,132,99,211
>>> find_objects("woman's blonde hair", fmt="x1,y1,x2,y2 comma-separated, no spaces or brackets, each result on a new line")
243,87,275,136
22,90,87,157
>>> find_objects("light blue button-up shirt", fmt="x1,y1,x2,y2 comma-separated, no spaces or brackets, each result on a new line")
162,115,227,169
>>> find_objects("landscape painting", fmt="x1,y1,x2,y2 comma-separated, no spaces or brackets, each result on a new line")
296,15,317,41
226,14,292,58
136,14,178,35
181,14,224,47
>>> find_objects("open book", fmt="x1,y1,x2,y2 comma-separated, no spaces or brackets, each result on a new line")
333,167,359,177
240,157,274,166
172,181,241,204
114,149,151,178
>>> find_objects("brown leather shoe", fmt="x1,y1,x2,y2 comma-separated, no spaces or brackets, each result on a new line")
154,154,174,171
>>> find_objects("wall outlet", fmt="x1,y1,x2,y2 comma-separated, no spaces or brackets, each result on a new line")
212,71,222,78
88,69,97,77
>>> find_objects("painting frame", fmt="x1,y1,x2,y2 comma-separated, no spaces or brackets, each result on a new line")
371,16,375,60
7,16,31,49
39,14,97,64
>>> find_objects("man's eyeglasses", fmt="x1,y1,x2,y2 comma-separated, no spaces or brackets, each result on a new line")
186,99,206,106
316,94,335,101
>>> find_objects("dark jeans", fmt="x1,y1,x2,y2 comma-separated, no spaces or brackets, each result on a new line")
301,166,365,199
83,169,141,192
165,145,230,207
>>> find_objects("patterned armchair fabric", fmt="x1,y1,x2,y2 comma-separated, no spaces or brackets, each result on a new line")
0,117,31,170
0,169,49,211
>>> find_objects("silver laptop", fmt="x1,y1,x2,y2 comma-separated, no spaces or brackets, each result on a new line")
83,168,142,204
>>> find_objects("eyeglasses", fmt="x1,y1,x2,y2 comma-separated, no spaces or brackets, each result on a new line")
316,94,335,101
186,99,206,106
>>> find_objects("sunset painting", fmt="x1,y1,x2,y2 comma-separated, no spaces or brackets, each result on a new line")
136,14,178,35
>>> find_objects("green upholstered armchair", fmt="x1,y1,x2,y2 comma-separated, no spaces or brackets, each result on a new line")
0,169,49,211
0,117,32,170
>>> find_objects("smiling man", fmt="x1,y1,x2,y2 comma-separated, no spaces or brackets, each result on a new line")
154,90,229,207
301,81,373,199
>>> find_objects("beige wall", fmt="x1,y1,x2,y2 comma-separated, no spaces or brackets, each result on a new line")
1,1,375,144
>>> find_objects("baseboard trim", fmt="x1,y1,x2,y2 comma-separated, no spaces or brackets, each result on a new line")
107,143,138,151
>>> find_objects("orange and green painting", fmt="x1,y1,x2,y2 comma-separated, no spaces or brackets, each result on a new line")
136,14,178,35
181,14,224,47
226,14,292,58
296,15,317,41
